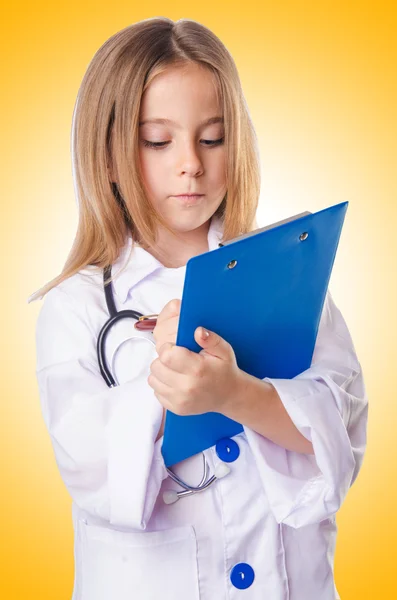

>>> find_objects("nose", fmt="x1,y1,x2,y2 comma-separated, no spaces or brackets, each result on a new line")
177,140,204,177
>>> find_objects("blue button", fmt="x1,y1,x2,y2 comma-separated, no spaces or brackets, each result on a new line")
215,438,240,462
230,563,255,589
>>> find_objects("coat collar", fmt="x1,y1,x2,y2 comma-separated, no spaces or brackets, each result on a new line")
112,215,225,304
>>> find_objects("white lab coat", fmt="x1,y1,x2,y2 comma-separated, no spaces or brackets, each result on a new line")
34,215,368,600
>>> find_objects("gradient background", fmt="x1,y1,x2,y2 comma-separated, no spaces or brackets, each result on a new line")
2,1,395,598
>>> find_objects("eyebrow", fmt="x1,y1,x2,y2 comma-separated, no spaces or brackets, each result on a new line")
139,116,224,128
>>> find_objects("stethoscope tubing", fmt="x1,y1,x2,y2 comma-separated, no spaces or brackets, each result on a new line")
166,452,216,492
98,264,228,501
97,308,146,387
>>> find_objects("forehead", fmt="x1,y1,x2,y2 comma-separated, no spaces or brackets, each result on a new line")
139,63,222,124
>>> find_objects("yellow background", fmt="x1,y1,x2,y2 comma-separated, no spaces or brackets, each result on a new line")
2,0,395,597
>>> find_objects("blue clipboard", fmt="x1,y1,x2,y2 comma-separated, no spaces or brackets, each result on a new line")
161,201,348,467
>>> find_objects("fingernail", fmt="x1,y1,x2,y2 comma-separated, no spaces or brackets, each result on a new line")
201,328,209,339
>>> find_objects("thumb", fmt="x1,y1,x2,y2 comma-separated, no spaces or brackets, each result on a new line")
194,326,231,360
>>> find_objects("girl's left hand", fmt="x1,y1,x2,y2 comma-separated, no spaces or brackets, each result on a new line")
148,326,245,417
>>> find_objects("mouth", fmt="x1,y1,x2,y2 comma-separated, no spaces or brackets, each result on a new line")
172,194,204,198
171,194,205,205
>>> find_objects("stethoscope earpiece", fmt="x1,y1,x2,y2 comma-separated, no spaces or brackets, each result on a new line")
214,462,232,479
162,490,180,505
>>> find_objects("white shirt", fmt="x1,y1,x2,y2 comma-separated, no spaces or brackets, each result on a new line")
34,214,368,600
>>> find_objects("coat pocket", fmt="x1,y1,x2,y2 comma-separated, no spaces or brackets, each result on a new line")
77,519,200,600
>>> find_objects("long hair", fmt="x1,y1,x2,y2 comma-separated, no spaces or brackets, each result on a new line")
28,17,261,303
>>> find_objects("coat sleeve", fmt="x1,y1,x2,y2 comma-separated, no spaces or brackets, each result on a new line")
35,285,168,530
243,289,368,528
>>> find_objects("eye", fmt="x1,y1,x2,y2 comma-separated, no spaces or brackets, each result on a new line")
202,137,224,146
142,137,224,150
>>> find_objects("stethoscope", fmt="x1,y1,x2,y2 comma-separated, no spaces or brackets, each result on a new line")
97,264,231,504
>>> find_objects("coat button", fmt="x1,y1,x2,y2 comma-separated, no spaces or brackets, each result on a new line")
230,563,255,589
215,438,240,462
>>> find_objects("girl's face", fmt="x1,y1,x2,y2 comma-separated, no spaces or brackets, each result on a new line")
138,63,227,234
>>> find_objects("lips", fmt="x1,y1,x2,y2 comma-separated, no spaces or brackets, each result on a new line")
172,194,205,206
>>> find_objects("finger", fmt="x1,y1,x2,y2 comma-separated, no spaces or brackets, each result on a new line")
159,299,181,322
150,356,183,387
148,371,174,400
158,342,201,374
155,315,179,333
155,333,179,355
162,315,179,335
153,315,179,350
194,327,232,361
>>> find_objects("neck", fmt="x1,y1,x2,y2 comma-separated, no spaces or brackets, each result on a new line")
142,218,211,268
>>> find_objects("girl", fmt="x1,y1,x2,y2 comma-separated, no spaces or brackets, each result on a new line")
29,17,368,600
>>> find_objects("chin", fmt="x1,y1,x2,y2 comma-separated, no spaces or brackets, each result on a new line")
166,209,214,232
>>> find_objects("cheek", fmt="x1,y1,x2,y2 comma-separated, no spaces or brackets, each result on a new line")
208,152,227,188
139,152,166,194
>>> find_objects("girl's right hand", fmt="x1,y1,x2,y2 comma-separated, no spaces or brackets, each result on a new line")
152,299,181,355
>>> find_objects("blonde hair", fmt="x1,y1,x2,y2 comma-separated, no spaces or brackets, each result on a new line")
28,17,261,303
